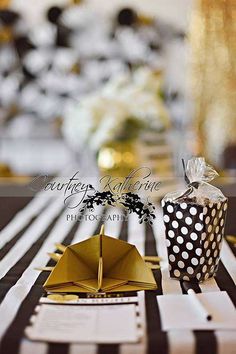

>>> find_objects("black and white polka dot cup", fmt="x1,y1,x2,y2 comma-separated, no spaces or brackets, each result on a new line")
161,199,228,282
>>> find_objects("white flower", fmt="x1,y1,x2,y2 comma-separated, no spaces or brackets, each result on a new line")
133,67,163,93
101,72,131,98
89,99,130,150
63,95,130,151
62,67,170,151
115,85,169,129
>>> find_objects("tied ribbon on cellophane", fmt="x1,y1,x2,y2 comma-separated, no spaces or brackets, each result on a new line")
168,157,226,205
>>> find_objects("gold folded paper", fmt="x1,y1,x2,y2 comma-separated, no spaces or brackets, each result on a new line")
226,235,236,245
47,253,62,262
55,243,67,253
34,267,54,272
51,246,161,265
43,225,157,293
145,262,160,270
143,256,161,262
47,294,79,302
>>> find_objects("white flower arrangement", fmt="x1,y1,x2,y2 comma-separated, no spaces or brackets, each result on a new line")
62,67,170,152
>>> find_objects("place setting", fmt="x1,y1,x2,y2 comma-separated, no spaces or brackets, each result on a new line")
18,157,234,348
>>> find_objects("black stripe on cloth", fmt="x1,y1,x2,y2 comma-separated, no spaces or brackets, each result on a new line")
48,344,69,354
0,217,80,354
215,261,236,306
194,331,217,354
118,214,128,242
145,223,168,354
97,216,127,354
0,211,64,304
62,220,81,247
180,281,217,354
0,215,37,261
0,196,33,231
98,345,119,354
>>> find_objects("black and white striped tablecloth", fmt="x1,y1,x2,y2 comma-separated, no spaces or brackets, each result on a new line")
0,192,235,354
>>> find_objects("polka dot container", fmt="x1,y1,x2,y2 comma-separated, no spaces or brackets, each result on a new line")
161,199,228,282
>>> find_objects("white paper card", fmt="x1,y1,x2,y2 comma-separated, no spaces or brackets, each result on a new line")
26,304,139,343
157,291,236,330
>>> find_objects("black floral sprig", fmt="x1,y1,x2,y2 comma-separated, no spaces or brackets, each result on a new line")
80,190,117,212
119,192,156,224
80,186,156,224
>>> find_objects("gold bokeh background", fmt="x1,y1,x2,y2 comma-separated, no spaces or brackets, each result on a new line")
191,0,236,167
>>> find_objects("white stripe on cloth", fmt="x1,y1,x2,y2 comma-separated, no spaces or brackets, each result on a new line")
220,240,236,284
0,192,52,250
153,205,195,354
19,339,48,354
215,331,236,354
128,213,145,256
0,197,64,281
0,207,77,342
70,344,97,354
198,277,219,292
16,207,103,354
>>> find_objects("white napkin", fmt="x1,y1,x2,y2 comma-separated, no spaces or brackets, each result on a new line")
157,291,236,330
